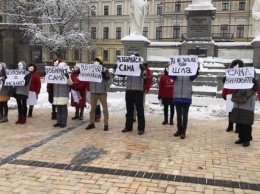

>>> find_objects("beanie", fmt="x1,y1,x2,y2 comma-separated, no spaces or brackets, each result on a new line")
230,59,244,68
95,56,103,64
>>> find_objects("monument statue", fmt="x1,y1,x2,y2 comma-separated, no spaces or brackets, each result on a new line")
130,0,148,36
252,0,260,38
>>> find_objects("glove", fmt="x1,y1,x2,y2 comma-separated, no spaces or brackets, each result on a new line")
64,73,69,79
71,86,77,90
158,96,161,100
140,64,144,71
222,76,226,84
43,71,46,77
113,64,117,71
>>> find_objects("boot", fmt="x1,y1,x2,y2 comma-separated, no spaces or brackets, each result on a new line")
20,116,27,124
51,112,57,120
79,107,84,120
170,119,174,125
173,126,182,137
0,116,8,123
95,115,101,122
180,127,186,139
28,109,33,117
226,122,233,132
15,115,22,124
72,107,79,119
162,120,168,125
104,125,109,131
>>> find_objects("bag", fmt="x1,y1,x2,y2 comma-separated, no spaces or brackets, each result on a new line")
8,86,16,98
231,89,253,103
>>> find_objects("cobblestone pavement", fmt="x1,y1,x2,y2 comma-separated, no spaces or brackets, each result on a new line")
0,108,260,194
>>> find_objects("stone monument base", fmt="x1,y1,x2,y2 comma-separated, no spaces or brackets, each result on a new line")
251,40,260,69
121,35,150,60
181,41,215,57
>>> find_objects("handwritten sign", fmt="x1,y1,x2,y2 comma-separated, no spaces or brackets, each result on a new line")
5,69,26,86
168,55,198,76
45,66,67,84
78,63,102,83
115,56,141,76
224,67,254,89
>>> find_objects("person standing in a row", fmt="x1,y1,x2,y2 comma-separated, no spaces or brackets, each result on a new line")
171,62,199,139
0,62,9,123
158,64,175,125
27,63,41,117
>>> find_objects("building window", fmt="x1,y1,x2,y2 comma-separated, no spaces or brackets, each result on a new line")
49,51,53,59
103,27,109,39
220,25,228,37
175,1,181,12
157,4,162,15
173,25,180,38
74,49,80,60
116,50,121,56
117,5,122,15
238,1,245,10
116,27,121,39
104,5,109,15
146,4,149,15
103,50,108,61
143,27,148,37
222,1,229,11
236,25,244,38
61,49,67,60
91,52,95,60
156,27,162,39
91,27,96,39
91,6,96,16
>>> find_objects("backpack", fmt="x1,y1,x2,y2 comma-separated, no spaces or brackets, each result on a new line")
231,89,254,103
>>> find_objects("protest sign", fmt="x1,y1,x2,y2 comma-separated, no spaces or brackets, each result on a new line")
224,67,254,89
45,66,67,84
5,69,26,86
168,55,198,76
78,63,102,83
114,56,141,76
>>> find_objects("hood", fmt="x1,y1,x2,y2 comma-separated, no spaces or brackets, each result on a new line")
230,59,244,68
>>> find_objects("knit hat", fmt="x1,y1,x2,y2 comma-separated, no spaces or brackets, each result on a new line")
230,59,244,68
95,56,103,64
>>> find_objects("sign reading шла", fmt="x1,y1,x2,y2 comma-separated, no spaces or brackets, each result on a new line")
168,55,198,76
224,67,255,89
114,56,141,76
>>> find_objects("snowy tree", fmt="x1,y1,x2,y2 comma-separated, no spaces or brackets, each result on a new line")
9,0,96,56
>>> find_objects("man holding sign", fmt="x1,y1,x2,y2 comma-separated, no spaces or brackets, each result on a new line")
223,59,259,147
169,55,199,139
114,53,146,135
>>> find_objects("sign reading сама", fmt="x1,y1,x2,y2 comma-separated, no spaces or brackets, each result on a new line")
114,56,141,76
45,66,68,84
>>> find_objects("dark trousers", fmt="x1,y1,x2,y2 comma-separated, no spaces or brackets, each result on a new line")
163,99,174,121
237,124,252,142
125,90,145,131
56,105,68,125
175,102,190,129
0,101,8,116
16,99,27,116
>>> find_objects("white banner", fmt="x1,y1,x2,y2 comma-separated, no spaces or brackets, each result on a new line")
168,55,198,76
226,94,234,112
5,69,26,86
44,66,68,84
78,63,102,83
224,67,254,89
115,56,141,76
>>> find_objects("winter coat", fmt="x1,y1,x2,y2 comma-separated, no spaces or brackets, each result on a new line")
171,70,199,104
143,67,153,92
158,74,174,99
15,73,31,100
222,88,235,100
53,79,73,105
29,72,41,95
126,75,144,91
229,88,256,125
0,76,9,101
90,67,110,94
70,72,89,107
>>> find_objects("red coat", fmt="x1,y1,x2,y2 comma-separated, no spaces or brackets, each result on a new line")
144,67,153,92
70,72,89,107
29,72,41,95
158,74,174,99
222,88,235,100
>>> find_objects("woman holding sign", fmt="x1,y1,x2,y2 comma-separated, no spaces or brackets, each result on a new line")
171,61,200,139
